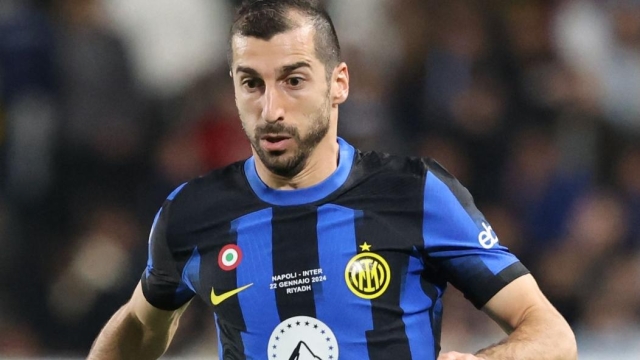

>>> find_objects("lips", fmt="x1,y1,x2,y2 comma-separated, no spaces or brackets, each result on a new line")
261,134,291,143
260,134,293,152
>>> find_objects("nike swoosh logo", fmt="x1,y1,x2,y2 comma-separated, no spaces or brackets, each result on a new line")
210,283,253,305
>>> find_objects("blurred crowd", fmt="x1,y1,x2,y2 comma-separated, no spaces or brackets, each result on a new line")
1,0,639,358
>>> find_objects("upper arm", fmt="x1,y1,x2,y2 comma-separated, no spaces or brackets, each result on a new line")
422,161,529,308
141,183,196,311
479,274,578,359
129,281,191,331
481,274,556,334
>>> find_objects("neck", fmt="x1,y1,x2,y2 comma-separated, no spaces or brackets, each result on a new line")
254,135,340,190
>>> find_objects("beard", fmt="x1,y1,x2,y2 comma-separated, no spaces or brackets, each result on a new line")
248,96,330,178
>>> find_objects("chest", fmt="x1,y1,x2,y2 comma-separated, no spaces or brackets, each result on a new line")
186,203,424,316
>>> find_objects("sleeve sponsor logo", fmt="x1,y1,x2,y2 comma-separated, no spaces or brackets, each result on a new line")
478,222,499,249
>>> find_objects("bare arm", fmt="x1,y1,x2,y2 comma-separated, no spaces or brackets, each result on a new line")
87,282,191,360
440,274,577,360
475,274,577,359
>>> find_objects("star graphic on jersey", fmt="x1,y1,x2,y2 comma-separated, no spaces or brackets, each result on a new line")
359,242,372,252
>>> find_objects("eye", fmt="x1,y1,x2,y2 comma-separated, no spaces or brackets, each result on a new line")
286,77,304,88
242,78,262,90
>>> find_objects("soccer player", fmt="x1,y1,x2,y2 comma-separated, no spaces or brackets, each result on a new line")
88,1,577,359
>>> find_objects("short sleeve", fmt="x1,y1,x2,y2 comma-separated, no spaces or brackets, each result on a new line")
140,183,196,310
422,161,529,308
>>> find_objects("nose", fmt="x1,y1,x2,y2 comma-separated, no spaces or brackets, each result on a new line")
261,86,285,123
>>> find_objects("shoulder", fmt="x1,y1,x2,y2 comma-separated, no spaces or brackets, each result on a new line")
169,160,251,208
347,148,469,208
339,149,448,204
354,149,446,181
161,160,264,235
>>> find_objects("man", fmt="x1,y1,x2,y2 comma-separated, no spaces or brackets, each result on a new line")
88,1,577,359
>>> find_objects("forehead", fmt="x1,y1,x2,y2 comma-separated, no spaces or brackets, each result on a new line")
231,25,320,72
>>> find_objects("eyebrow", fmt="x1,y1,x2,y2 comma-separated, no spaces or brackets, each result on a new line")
235,61,312,77
235,66,260,76
279,61,311,75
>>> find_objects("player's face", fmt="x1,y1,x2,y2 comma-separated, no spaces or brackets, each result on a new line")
231,24,333,177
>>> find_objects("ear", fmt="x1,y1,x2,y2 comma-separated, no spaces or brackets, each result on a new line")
331,62,349,106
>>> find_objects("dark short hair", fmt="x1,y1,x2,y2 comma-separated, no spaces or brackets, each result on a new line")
229,0,341,77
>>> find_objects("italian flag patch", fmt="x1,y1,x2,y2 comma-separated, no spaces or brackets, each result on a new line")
218,244,243,271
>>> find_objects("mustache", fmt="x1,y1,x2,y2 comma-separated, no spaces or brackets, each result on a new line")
255,123,299,137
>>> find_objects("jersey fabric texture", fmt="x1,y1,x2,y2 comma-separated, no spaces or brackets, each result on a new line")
141,138,529,360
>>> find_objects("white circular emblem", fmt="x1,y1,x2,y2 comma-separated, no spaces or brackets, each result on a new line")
268,316,339,360
221,248,238,266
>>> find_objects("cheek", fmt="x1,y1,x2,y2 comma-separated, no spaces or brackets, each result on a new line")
236,98,258,124
238,112,254,136
295,90,325,115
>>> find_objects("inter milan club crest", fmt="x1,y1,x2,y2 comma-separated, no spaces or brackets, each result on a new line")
268,316,339,359
218,244,243,271
345,242,391,299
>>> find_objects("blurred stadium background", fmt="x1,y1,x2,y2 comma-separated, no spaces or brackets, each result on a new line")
1,0,639,358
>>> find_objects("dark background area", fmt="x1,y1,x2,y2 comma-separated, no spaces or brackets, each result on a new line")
1,0,639,358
